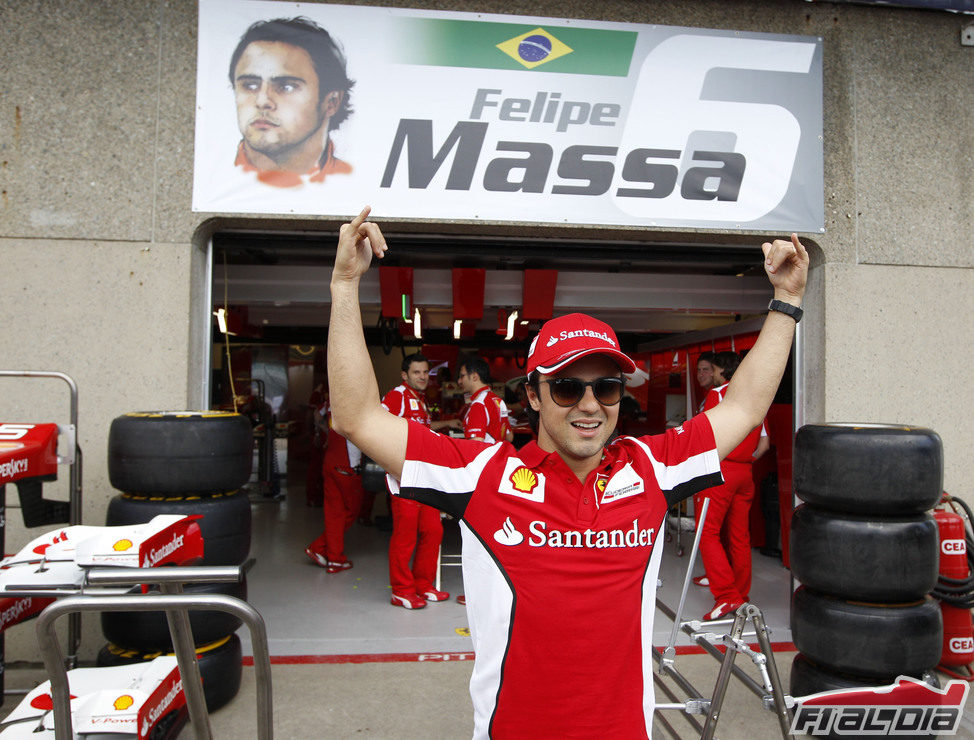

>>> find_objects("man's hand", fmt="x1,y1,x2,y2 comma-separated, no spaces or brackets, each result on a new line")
762,233,809,304
333,206,389,283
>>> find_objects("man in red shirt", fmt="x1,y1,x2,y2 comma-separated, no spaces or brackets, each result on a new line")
695,352,771,620
327,206,807,738
458,356,513,445
382,353,460,609
305,396,364,573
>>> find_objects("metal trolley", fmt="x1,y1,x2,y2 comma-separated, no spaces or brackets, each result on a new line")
653,498,794,740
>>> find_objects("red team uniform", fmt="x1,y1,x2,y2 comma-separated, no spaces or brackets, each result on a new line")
389,414,722,738
695,383,767,607
462,386,510,444
381,383,444,601
306,400,364,571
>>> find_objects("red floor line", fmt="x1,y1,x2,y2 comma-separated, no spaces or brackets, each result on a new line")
244,642,796,666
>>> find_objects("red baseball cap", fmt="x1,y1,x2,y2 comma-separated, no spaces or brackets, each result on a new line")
526,313,636,376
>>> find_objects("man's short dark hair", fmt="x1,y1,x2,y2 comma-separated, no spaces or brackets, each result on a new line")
712,351,741,381
697,351,716,366
229,17,354,131
402,353,428,373
460,356,492,386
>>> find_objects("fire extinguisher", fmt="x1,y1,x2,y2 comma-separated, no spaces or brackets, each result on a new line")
932,493,974,680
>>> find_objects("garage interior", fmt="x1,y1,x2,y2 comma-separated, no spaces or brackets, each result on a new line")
207,230,797,658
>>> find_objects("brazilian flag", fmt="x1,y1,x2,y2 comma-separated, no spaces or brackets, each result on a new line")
395,18,636,77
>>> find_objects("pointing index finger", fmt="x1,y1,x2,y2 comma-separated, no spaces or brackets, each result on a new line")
349,205,371,231
791,232,809,261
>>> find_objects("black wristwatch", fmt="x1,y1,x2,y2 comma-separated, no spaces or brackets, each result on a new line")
768,299,803,323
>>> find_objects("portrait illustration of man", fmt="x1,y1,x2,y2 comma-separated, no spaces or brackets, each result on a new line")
228,17,354,188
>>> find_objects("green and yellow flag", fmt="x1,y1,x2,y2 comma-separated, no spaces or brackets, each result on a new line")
395,18,636,76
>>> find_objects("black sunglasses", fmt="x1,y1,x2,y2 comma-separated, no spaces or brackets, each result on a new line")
540,377,625,407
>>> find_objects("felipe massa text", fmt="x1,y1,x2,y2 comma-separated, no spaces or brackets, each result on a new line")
470,89,621,133
380,89,745,200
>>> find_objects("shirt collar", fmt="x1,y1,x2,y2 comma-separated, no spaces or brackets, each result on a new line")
470,386,489,402
518,440,622,473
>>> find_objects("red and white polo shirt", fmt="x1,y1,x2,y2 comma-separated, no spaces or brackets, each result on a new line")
462,386,510,444
703,383,768,463
390,414,722,739
381,384,430,425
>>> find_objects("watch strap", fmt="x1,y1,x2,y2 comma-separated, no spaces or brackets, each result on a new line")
768,299,803,323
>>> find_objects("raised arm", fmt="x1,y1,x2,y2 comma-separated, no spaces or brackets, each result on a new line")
327,206,408,479
705,234,809,460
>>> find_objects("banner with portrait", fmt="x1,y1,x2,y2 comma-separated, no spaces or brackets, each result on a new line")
193,0,824,232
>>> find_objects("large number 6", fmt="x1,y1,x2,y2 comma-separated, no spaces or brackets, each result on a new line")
613,34,817,223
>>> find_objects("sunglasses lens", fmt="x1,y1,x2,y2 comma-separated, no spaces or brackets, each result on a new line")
594,378,624,405
549,378,584,406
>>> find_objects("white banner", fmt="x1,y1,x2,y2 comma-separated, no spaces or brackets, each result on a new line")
193,1,824,232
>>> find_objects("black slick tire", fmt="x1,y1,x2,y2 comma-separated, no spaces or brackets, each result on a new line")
789,504,939,601
96,633,243,712
793,424,943,515
105,490,251,565
791,587,943,679
108,412,253,496
100,577,247,651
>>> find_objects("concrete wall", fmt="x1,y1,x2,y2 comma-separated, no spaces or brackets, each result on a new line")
1,0,971,659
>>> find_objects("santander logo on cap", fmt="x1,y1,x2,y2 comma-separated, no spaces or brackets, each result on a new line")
527,313,636,375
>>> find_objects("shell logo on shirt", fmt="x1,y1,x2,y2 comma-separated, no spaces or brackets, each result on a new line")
510,467,538,494
498,458,546,502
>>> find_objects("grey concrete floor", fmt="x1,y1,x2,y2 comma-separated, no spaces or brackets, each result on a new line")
199,652,974,739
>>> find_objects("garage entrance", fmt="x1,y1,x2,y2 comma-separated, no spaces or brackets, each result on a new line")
203,228,797,658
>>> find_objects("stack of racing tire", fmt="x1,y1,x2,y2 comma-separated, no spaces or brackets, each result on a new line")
789,424,945,703
97,411,253,711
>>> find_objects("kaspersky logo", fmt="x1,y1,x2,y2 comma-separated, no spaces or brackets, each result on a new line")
496,28,573,70
791,675,970,736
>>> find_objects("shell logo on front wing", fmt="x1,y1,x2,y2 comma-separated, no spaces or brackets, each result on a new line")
113,694,135,711
112,539,133,552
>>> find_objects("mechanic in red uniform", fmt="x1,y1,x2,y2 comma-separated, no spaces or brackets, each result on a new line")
691,351,718,587
694,351,771,620
695,351,716,413
305,396,364,573
327,206,807,739
381,353,461,609
304,383,327,507
458,356,514,446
